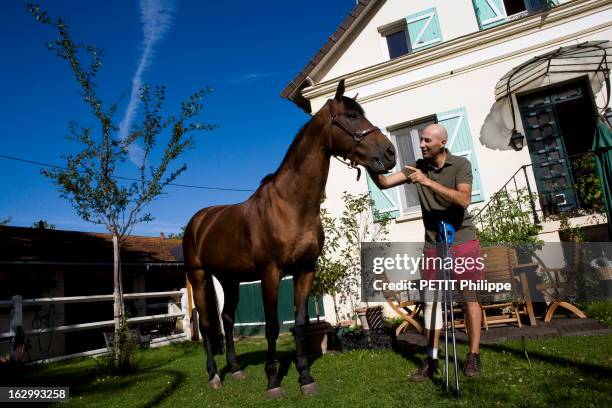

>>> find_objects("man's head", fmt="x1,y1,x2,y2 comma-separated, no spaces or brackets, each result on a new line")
420,124,448,160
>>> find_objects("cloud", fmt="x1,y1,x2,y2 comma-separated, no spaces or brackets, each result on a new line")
118,0,176,165
225,71,278,84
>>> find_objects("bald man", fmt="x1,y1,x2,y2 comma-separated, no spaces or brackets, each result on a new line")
369,124,483,382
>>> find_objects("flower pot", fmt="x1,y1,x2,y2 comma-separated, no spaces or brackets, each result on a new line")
303,321,332,357
595,266,612,281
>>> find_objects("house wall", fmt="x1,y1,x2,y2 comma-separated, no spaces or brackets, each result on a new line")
317,0,575,83
299,0,611,323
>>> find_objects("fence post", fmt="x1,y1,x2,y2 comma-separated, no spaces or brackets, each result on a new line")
9,295,24,363
179,288,192,339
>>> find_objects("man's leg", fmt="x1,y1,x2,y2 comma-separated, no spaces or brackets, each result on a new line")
463,291,482,378
464,300,481,353
412,300,442,382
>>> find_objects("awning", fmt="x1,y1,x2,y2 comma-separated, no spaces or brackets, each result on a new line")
495,40,612,101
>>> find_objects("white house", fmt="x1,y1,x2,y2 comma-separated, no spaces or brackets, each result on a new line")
282,0,611,323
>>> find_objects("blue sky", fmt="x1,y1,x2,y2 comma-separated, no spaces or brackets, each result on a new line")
0,0,355,236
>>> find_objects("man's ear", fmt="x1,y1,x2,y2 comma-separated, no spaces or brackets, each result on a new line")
334,79,345,101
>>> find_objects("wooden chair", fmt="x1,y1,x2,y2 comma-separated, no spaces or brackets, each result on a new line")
479,246,538,329
386,296,423,336
535,241,587,322
379,271,423,335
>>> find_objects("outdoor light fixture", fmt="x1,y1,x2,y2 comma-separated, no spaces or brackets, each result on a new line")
604,108,612,128
509,129,525,151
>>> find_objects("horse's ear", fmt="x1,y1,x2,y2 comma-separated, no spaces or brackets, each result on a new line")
334,79,345,101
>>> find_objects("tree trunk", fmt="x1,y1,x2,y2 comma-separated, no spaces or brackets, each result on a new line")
112,235,124,363
332,294,340,324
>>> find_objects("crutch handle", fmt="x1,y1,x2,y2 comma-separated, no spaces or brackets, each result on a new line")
437,221,455,244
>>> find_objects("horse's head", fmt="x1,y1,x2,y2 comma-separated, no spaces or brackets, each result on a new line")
324,80,396,174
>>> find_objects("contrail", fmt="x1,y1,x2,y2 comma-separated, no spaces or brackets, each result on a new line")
118,0,175,163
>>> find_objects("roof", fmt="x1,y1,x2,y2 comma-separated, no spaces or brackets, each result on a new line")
280,0,375,112
0,226,182,263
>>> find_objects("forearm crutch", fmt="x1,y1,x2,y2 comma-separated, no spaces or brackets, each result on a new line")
438,221,461,397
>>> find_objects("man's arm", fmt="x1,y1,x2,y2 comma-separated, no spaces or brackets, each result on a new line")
367,167,413,189
404,166,471,209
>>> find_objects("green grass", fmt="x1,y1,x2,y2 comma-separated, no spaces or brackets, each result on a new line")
3,333,612,407
578,301,612,327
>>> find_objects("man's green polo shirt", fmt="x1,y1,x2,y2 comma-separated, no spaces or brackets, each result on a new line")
408,150,477,244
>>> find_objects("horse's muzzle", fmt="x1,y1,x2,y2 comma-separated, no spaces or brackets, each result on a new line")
368,144,396,173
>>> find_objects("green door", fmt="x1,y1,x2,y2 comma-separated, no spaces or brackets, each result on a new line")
234,277,325,336
518,91,580,214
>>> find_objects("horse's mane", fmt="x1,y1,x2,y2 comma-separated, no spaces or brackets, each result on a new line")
259,96,364,186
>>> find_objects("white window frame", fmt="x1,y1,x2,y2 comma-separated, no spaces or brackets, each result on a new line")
378,20,410,60
385,115,436,216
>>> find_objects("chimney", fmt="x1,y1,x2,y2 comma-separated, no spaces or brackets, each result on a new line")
160,232,165,239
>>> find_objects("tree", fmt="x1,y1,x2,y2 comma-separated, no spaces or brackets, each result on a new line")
314,193,392,323
27,4,215,366
0,217,11,226
166,225,186,240
32,220,56,229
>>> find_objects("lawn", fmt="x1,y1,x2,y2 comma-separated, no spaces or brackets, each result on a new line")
3,333,611,407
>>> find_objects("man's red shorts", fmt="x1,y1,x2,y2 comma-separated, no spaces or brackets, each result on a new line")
421,239,485,282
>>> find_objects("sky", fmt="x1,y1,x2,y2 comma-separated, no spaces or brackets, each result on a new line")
0,0,356,236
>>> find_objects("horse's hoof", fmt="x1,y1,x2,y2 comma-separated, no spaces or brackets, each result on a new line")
208,374,222,390
231,370,246,380
266,387,286,399
300,382,320,396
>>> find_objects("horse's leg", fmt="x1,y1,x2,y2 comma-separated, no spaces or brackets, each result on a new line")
261,266,284,399
221,280,245,379
292,269,319,396
188,269,222,389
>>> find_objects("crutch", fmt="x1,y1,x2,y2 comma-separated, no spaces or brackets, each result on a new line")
438,221,461,397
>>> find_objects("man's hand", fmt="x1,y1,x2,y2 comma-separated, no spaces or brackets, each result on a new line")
404,166,431,187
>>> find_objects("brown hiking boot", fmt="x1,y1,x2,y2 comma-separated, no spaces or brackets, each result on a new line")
463,352,481,378
411,357,438,383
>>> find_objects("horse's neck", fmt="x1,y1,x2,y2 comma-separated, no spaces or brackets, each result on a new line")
272,117,330,217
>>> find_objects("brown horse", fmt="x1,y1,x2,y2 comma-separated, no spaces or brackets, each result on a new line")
182,80,396,398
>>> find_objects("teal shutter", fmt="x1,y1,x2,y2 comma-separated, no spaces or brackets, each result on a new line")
366,173,400,220
437,107,484,203
472,0,506,30
405,7,442,51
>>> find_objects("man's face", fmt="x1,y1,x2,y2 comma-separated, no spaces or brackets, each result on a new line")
420,127,446,159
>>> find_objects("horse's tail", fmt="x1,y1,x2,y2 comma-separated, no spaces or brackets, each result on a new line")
205,273,225,356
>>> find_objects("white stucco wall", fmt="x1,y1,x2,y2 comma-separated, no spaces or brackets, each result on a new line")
309,2,611,245
318,0,481,83
318,0,579,84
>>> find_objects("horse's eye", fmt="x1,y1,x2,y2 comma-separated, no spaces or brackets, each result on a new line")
347,112,357,119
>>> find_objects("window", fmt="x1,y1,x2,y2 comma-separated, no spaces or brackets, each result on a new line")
378,8,442,61
386,30,410,59
473,0,558,30
389,116,437,214
366,108,484,220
